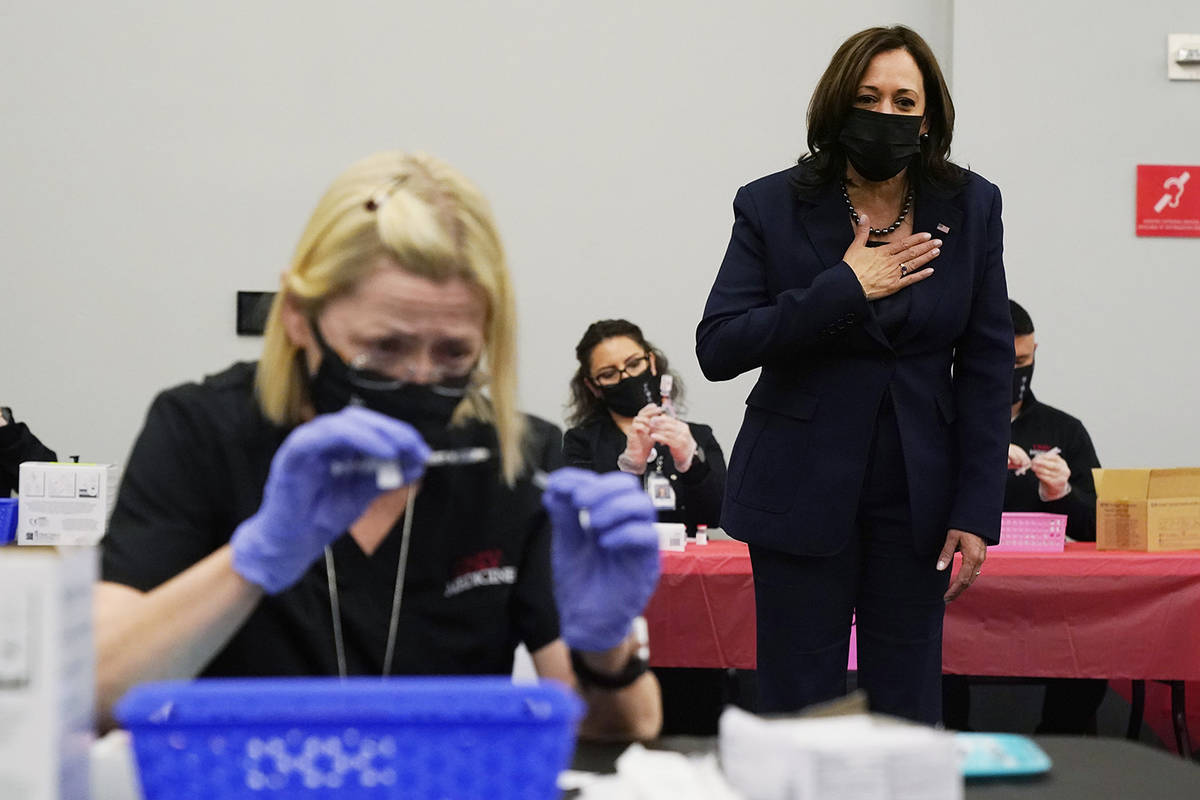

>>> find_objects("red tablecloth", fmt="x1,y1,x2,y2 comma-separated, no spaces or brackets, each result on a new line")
645,540,758,670
644,540,1200,681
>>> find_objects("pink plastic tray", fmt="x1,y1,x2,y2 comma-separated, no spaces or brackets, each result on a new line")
992,512,1067,553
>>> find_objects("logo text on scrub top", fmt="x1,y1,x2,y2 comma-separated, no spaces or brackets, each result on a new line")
444,548,517,597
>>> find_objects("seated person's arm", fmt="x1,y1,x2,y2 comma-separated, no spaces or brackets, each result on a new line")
645,415,727,528
562,426,597,471
1030,427,1100,542
525,415,565,473
97,390,252,724
538,468,664,741
532,636,661,742
677,423,726,528
95,549,262,728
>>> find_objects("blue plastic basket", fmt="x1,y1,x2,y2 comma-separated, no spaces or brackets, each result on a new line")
115,677,583,799
0,498,17,544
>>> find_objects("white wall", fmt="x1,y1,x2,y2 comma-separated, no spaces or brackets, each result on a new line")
952,1,1200,466
2,1,950,470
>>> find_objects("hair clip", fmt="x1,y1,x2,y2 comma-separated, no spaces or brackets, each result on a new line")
364,175,409,211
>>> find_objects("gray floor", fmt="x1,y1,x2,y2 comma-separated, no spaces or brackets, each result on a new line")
967,681,1159,746
844,672,1175,752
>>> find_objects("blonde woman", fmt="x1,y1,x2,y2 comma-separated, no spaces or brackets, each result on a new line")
95,152,662,740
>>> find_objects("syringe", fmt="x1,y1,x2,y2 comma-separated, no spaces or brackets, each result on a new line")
327,448,584,529
1014,446,1060,477
330,447,549,491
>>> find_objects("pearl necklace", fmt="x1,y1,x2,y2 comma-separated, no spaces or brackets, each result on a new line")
841,181,913,237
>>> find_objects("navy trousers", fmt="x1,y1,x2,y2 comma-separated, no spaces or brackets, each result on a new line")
750,393,950,725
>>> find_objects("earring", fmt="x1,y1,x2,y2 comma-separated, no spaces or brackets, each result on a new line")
920,132,930,142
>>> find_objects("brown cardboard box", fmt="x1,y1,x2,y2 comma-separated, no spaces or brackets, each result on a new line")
1093,468,1200,551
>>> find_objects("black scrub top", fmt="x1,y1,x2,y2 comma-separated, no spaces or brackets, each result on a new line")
102,361,561,677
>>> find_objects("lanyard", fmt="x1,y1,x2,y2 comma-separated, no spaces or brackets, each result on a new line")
323,487,417,678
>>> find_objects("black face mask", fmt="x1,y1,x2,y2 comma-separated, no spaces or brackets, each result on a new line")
307,325,464,445
838,108,923,182
1012,363,1034,406
598,372,660,418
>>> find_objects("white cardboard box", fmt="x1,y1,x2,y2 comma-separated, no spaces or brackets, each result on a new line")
720,706,962,800
0,546,97,799
17,462,118,546
654,522,687,552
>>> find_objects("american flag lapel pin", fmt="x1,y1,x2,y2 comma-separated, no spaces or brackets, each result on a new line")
936,223,950,234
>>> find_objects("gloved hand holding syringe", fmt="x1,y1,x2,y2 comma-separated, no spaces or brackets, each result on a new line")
233,406,657,659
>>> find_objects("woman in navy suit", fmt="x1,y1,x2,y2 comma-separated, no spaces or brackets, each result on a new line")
696,25,1013,724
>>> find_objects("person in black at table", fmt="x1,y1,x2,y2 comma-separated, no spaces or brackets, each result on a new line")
944,299,1106,734
0,406,57,496
93,151,663,740
564,318,738,734
1003,300,1099,542
564,319,725,532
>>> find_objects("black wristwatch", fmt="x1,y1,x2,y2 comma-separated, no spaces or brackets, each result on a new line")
570,648,649,690
570,617,650,690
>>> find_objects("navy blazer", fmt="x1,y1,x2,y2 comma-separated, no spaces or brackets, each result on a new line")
696,165,1014,556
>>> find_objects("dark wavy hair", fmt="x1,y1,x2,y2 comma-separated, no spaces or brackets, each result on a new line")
566,319,684,427
793,25,965,195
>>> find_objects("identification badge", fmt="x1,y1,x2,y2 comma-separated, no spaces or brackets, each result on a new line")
646,471,676,510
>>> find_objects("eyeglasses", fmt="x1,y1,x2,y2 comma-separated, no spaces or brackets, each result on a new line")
592,353,651,387
314,321,481,397
348,352,477,398
348,347,480,397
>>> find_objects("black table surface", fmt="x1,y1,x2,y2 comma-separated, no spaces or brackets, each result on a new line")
572,735,1200,799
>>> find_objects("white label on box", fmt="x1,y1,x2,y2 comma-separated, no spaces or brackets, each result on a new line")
654,523,687,552
18,463,118,546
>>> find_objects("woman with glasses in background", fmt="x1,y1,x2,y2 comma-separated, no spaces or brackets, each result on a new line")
565,319,734,734
94,152,663,740
565,320,725,532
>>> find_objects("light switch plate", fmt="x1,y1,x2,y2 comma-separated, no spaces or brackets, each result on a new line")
1167,34,1200,80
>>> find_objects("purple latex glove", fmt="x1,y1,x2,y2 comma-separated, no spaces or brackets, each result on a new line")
231,406,430,594
543,467,661,652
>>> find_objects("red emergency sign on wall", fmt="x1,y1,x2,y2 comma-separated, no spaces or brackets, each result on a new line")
1136,165,1200,237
